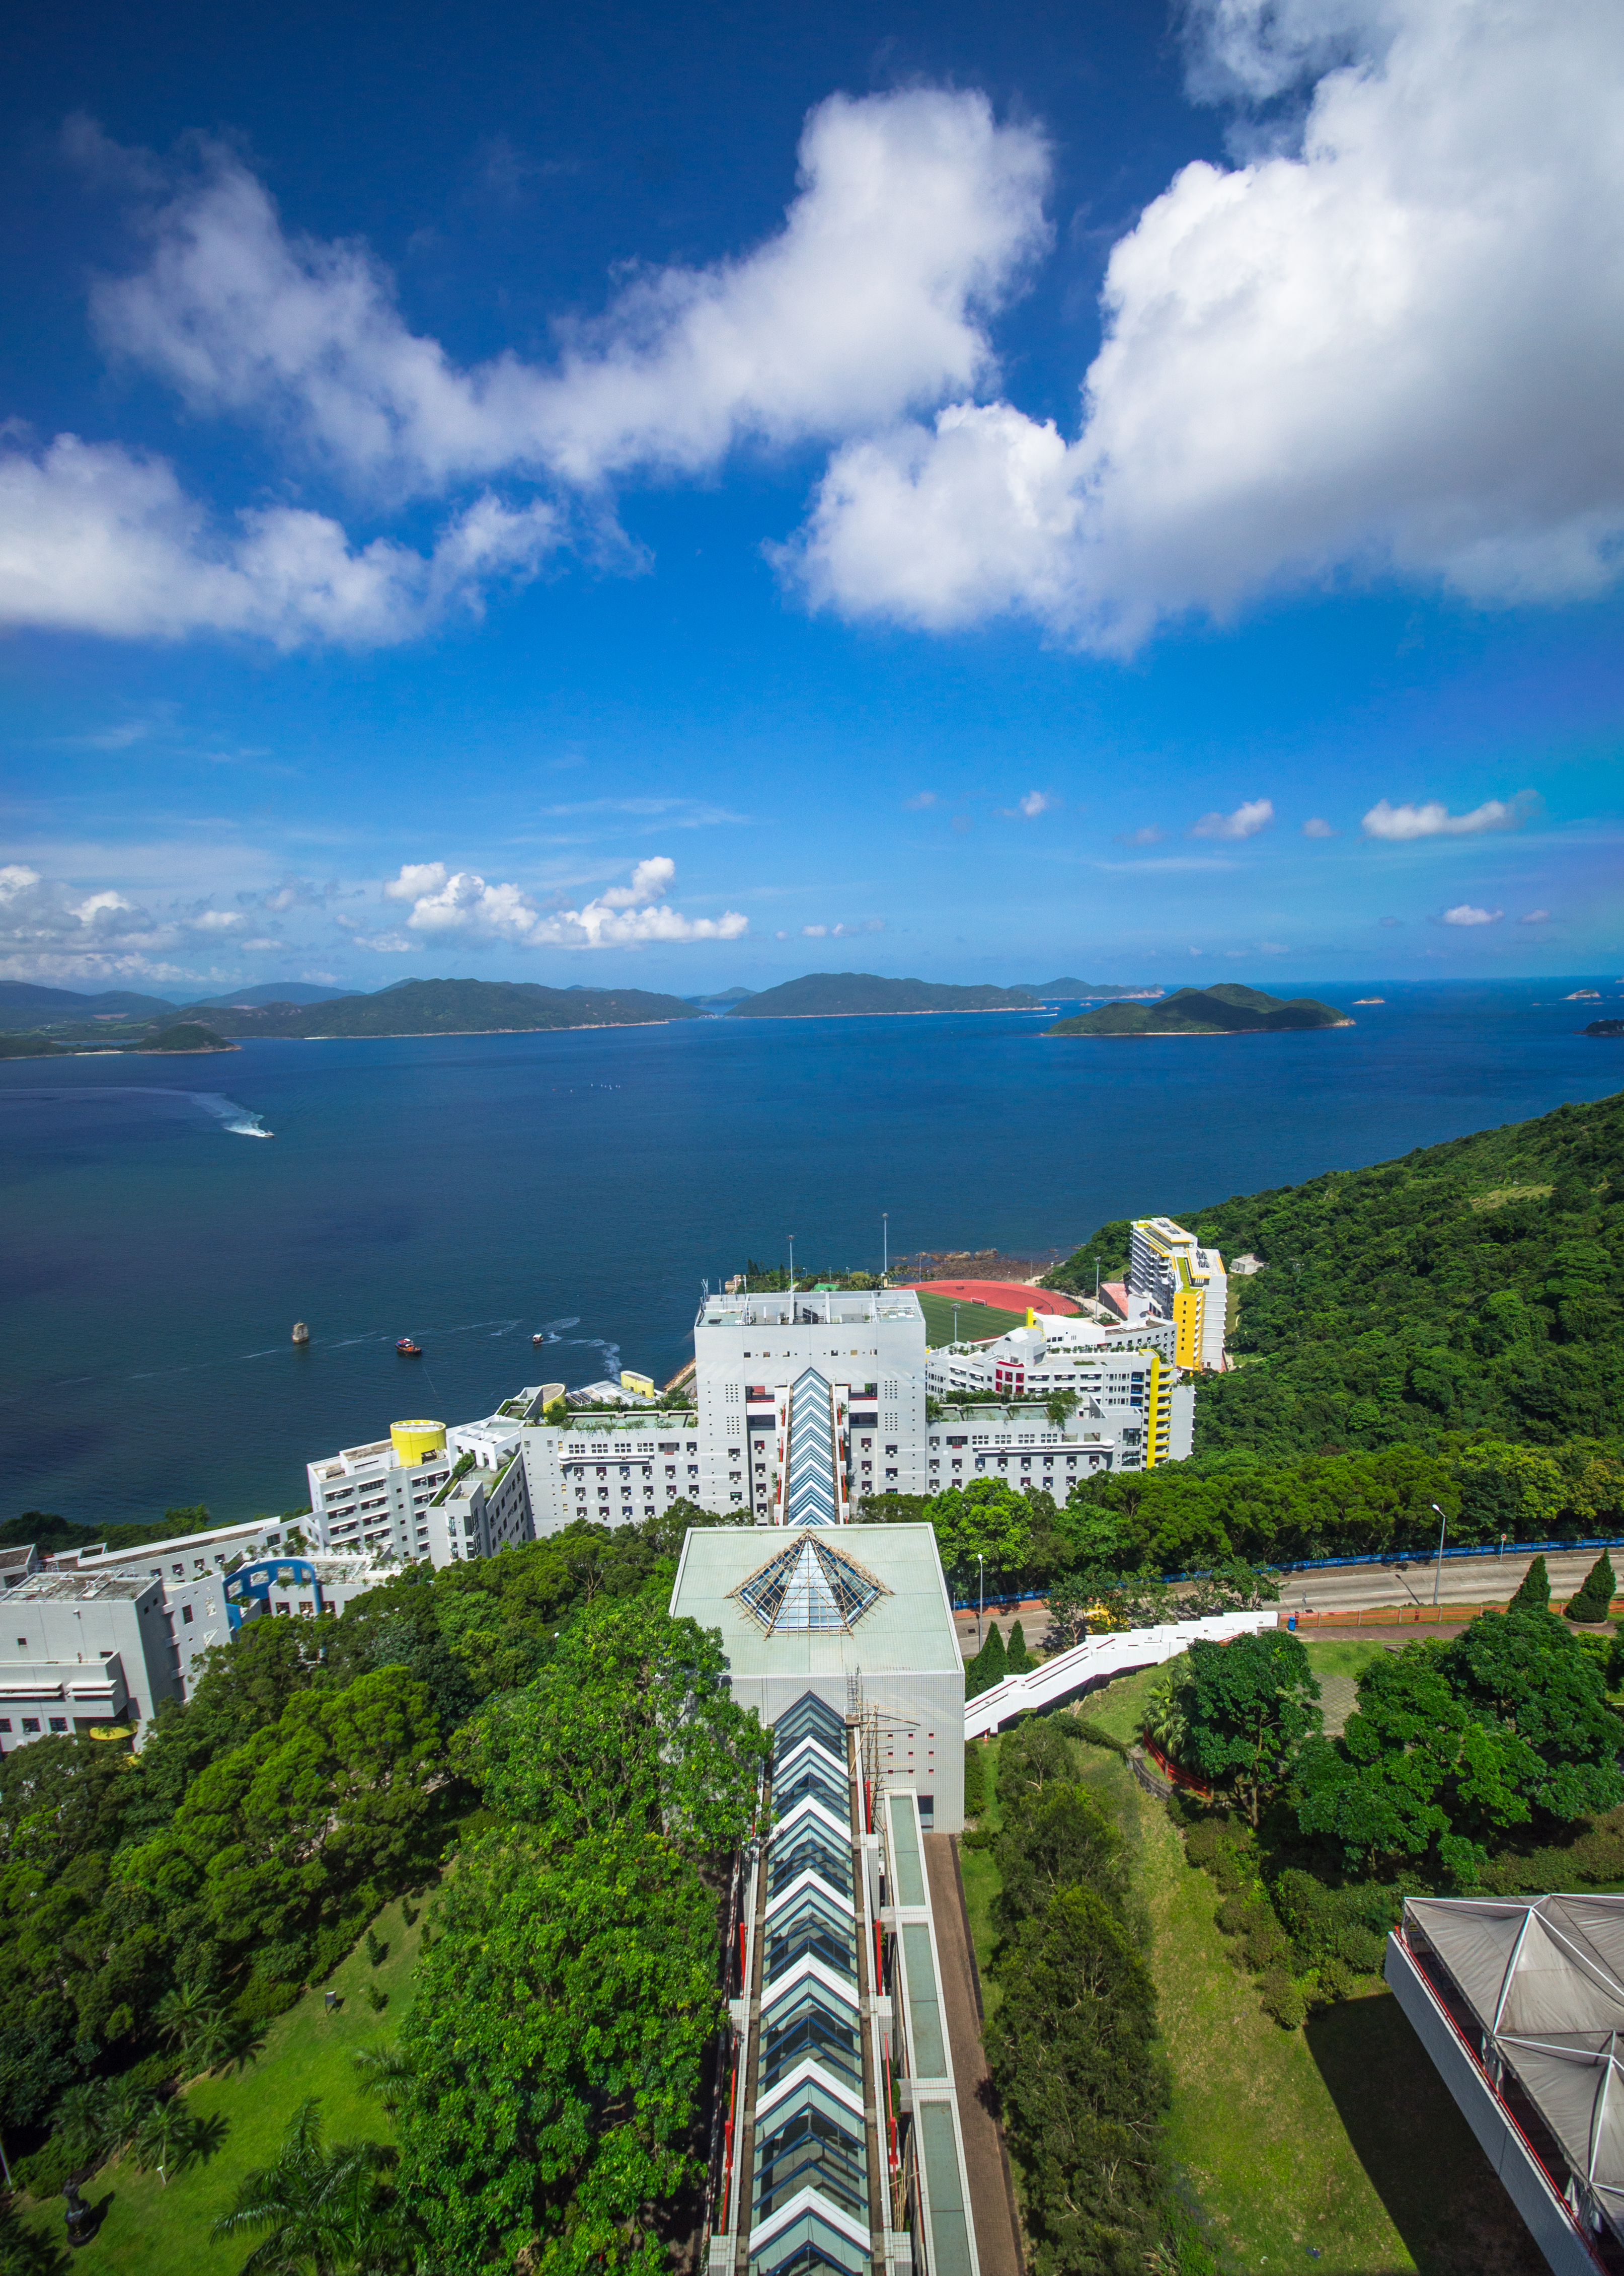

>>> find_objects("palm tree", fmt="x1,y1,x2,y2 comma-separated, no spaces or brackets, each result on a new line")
1142,1667,1190,1763
350,2046,412,2115
51,2081,109,2169
100,2079,156,2157
154,1980,223,2052
211,2098,406,2276
132,2099,203,2185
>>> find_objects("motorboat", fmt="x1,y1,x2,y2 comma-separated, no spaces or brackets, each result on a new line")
396,1338,421,1356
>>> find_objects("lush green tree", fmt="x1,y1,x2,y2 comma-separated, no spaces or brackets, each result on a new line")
117,1667,442,1966
923,1480,1033,1590
1181,1631,1322,1826
1296,1613,1622,1879
993,1782,1127,1935
964,1623,1008,1700
985,1887,1166,2275
1005,1620,1033,1673
211,2097,409,2276
1510,1554,1552,1613
466,1600,765,1861
396,1831,720,2273
1141,1667,1189,1763
1567,1550,1617,1624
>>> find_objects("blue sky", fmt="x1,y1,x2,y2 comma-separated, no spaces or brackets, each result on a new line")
2,0,1621,995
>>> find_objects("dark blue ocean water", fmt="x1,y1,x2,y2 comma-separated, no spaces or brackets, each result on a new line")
2,977,1619,1531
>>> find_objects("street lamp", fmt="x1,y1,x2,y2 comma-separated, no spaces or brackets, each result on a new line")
1431,1501,1448,1606
882,1212,889,1283
976,1552,986,1651
788,1234,795,1296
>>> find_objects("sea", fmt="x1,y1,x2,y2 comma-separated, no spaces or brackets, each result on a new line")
2,976,1619,1533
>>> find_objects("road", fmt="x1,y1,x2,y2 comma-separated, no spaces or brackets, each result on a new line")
951,1543,1614,1651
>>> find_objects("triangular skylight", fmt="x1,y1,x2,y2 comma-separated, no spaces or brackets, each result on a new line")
731,1536,890,1634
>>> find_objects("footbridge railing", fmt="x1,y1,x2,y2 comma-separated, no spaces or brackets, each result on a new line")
963,1609,1276,1739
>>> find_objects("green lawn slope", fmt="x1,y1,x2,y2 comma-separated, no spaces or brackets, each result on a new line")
964,1673,1543,2274
18,1894,426,2276
1046,1085,1624,1457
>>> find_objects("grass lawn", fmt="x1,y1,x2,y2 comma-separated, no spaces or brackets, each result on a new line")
19,1891,428,2276
971,1675,1544,2276
1300,1636,1402,1683
914,1293,1026,1348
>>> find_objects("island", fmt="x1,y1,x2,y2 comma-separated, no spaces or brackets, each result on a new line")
1045,982,1353,1037
1584,1018,1624,1038
724,971,1041,1018
137,1023,239,1053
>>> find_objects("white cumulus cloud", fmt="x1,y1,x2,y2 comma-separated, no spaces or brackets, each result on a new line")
0,862,268,983
0,434,557,646
88,93,1049,496
788,0,1624,646
1190,797,1274,840
1362,794,1530,840
1302,816,1337,838
1442,902,1503,925
379,856,746,949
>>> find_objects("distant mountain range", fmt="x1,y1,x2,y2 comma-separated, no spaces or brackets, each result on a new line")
0,967,1175,1042
1046,983,1353,1037
724,972,1043,1018
188,982,351,1008
1015,977,1164,999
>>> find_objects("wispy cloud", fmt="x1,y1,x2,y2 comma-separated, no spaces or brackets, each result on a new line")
1441,902,1504,926
1189,798,1273,841
1363,794,1534,841
1302,816,1336,839
1000,789,1055,818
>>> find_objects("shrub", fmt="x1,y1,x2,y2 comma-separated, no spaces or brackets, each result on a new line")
234,1980,301,2025
1071,1717,1128,1759
1004,1620,1033,1673
17,2133,79,2199
1509,1554,1551,1613
365,1984,389,2013
364,1929,386,1967
402,1901,419,1928
1272,1869,1396,1976
1184,1816,1254,1893
1567,1550,1617,1624
963,1743,986,1815
1259,1967,1306,2030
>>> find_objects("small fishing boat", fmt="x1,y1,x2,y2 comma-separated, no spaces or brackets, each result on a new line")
396,1337,421,1356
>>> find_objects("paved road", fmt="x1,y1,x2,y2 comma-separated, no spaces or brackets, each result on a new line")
951,1544,1613,1650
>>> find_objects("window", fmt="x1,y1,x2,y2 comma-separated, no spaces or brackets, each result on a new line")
49,1718,67,1732
22,1719,39,1734
181,1604,194,1625
14,1637,24,1649
0,1720,8,1731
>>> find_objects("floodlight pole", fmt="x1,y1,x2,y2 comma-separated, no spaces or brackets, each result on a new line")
976,1553,985,1651
882,1212,889,1283
788,1235,795,1296
1431,1502,1448,1605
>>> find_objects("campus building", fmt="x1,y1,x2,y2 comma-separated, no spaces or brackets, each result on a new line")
702,1685,982,2276
924,1318,1192,1469
1128,1216,1228,1372
0,1570,177,1752
305,1411,533,1563
671,1523,965,1829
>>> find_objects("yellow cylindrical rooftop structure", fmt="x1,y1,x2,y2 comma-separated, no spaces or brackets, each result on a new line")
391,1419,446,1467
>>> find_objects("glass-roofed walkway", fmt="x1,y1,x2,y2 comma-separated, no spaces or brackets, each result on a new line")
705,1692,979,2276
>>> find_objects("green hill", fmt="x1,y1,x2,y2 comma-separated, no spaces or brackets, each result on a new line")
1046,983,1352,1037
0,981,180,1029
171,977,707,1038
139,1023,235,1053
725,971,1036,1018
1047,1087,1624,1458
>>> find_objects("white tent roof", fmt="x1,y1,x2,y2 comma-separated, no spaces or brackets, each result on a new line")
1408,1895,1624,2219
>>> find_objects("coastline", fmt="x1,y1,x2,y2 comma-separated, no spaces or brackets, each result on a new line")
1045,1021,1355,1039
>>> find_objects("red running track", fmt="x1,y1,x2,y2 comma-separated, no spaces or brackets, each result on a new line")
899,1279,1081,1315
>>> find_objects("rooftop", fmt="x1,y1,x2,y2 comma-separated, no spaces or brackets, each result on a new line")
670,1523,960,1679
699,1289,924,1329
12,1571,154,1604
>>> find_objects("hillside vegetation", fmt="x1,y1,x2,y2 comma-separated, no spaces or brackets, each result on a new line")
1048,1087,1624,1459
724,970,1037,1017
1046,982,1351,1038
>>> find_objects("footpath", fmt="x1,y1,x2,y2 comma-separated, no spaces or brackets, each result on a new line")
923,1832,1024,2276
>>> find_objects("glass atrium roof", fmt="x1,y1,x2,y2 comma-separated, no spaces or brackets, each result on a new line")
732,1535,890,1634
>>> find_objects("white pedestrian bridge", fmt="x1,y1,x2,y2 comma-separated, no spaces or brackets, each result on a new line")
963,1609,1276,1740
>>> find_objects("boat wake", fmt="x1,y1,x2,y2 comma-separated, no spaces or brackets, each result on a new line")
0,1086,272,1136
194,1093,274,1137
